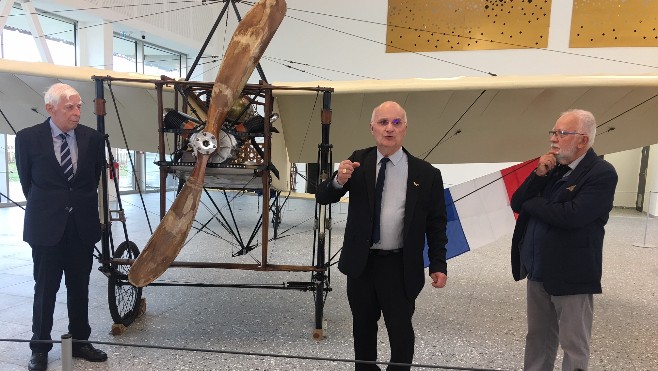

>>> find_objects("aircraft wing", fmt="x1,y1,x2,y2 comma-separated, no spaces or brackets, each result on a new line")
3,59,658,165
0,58,174,154
273,75,658,164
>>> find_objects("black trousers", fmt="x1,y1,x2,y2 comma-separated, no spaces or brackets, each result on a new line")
346,253,415,371
30,216,94,353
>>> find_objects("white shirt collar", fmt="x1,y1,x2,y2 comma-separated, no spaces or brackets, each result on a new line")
49,119,76,139
567,150,587,170
377,147,404,165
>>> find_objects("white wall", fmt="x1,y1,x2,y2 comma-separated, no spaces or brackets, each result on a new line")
604,144,658,215
605,148,643,208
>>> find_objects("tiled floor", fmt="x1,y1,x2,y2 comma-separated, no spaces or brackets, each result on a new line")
0,192,657,370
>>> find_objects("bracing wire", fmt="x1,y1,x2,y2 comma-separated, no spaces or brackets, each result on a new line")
421,90,487,161
106,81,153,233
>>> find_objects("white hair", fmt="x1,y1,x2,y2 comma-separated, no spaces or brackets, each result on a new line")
560,109,596,147
44,83,80,106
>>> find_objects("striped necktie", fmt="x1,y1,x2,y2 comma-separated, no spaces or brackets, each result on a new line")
59,133,74,182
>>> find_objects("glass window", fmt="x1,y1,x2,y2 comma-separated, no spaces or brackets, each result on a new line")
144,152,178,190
1,6,75,65
4,134,25,203
144,43,186,78
112,34,187,78
112,148,135,192
113,35,138,73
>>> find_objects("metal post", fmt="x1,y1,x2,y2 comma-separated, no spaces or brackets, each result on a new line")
61,334,72,371
313,90,333,340
94,78,111,262
262,85,273,266
633,191,656,248
156,83,166,219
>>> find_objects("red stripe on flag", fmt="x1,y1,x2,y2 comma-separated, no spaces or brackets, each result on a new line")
501,158,539,218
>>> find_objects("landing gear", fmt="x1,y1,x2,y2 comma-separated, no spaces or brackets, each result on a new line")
108,241,143,327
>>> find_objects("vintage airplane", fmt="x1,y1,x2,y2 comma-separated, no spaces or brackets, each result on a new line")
1,0,658,340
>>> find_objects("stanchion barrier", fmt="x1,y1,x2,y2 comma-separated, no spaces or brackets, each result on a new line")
0,337,507,371
61,333,72,371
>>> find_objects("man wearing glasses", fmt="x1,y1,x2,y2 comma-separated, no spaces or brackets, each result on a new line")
316,101,448,370
510,109,618,371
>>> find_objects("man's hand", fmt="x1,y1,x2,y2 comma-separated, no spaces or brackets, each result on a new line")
536,152,558,176
336,160,361,185
430,272,447,288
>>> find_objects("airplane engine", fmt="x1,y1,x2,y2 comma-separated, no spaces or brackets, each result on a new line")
189,130,239,164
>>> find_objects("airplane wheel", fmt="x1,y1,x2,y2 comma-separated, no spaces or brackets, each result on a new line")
108,241,143,326
271,207,281,238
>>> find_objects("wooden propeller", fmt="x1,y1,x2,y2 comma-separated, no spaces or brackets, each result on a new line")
128,0,287,287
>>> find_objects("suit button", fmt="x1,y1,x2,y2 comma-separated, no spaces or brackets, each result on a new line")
69,188,73,191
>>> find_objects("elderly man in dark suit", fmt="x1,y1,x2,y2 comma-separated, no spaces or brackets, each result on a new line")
511,109,618,371
16,83,108,371
316,101,448,371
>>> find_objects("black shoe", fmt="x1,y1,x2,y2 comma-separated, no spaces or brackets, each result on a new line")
28,352,48,371
72,344,108,362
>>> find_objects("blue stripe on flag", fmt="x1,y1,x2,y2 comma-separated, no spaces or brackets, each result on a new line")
424,188,470,267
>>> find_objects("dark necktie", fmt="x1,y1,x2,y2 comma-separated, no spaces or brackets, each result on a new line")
372,157,390,244
555,164,570,178
59,133,74,182
547,165,569,198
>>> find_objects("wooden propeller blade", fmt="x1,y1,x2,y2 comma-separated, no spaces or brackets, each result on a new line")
128,0,287,287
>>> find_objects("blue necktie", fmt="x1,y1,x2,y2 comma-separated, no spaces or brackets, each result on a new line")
372,157,390,244
547,165,569,198
59,133,74,182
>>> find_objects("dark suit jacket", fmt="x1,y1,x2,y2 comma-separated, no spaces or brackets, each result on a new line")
16,119,105,246
316,146,448,300
510,148,618,296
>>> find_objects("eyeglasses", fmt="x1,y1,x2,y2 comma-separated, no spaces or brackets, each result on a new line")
374,118,406,127
549,129,587,139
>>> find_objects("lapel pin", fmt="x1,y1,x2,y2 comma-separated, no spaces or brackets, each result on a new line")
566,185,576,192
413,181,419,187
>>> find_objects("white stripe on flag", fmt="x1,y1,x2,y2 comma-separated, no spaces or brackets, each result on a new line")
449,171,516,250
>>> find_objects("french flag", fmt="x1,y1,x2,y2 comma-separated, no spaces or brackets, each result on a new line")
424,158,539,266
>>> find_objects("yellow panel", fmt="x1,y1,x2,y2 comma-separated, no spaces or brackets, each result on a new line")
386,0,551,53
570,0,658,48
